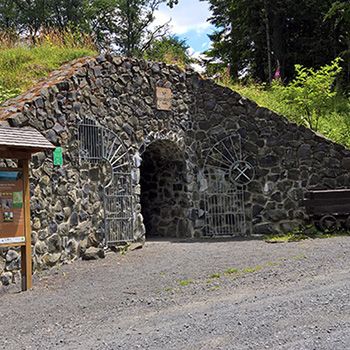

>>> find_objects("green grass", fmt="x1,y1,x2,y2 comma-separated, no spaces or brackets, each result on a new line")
292,254,307,260
230,82,350,148
178,279,193,287
264,233,309,243
209,273,221,279
264,231,350,243
224,267,239,275
242,265,263,274
0,40,97,104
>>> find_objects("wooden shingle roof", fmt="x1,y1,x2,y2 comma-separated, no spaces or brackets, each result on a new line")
0,126,55,152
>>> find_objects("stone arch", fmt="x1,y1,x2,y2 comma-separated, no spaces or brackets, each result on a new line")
140,139,191,238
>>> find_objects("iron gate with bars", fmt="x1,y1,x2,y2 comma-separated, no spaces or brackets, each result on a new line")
202,134,254,237
78,117,134,245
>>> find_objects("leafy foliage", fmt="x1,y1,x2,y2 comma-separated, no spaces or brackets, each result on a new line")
229,59,350,146
205,0,350,89
272,58,343,131
0,0,179,56
144,36,192,67
325,1,350,89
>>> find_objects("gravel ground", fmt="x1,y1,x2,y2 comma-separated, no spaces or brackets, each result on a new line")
1,237,350,350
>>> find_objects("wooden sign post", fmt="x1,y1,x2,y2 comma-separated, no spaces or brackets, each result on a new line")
0,126,54,291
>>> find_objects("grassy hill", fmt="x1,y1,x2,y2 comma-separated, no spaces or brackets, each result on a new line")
231,83,350,148
0,31,97,104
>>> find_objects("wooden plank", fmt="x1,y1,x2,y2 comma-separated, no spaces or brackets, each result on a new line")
0,150,31,159
0,242,25,248
304,198,350,207
307,190,350,200
20,159,32,291
305,204,350,216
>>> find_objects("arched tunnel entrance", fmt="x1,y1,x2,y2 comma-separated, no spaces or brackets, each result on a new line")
140,140,191,238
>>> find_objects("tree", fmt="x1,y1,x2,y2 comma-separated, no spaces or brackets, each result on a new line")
205,0,348,86
144,35,192,67
325,1,350,88
0,1,19,32
0,0,179,56
107,0,171,56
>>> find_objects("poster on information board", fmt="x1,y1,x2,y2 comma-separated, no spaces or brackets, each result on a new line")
0,170,25,245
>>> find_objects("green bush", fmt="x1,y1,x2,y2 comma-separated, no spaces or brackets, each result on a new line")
272,58,343,131
229,60,350,148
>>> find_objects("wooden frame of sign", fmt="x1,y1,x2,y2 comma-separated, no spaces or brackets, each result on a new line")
0,126,54,291
0,155,32,290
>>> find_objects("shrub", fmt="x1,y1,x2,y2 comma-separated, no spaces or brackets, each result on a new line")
272,58,343,131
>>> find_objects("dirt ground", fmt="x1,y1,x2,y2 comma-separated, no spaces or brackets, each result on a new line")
1,237,350,350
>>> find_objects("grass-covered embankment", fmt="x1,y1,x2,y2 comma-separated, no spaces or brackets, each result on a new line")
0,30,97,104
231,82,350,148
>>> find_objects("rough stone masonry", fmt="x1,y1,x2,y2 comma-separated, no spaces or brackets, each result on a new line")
1,54,350,285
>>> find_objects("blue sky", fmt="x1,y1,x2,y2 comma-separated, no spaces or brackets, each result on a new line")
153,0,214,55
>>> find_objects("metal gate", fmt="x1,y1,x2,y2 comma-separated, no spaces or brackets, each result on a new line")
78,117,134,245
202,134,254,237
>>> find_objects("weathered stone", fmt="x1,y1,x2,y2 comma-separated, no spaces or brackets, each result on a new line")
33,217,41,230
47,234,62,253
45,129,58,144
0,272,12,286
82,247,105,260
252,204,264,217
5,250,19,263
35,241,48,255
265,210,288,222
253,223,278,235
298,144,311,159
42,253,61,266
6,258,20,271
260,155,279,167
8,113,29,127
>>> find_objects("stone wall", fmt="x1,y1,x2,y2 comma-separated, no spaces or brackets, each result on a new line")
1,54,350,285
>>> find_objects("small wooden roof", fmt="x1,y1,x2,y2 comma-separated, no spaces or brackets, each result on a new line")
0,126,55,156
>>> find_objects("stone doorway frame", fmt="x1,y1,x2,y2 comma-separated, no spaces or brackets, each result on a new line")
138,134,193,239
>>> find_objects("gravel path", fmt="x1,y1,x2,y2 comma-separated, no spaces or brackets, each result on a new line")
1,237,350,350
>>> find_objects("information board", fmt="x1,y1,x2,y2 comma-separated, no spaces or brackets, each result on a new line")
0,170,25,245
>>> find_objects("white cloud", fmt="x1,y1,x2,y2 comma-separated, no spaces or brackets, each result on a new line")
153,1,212,35
187,47,208,74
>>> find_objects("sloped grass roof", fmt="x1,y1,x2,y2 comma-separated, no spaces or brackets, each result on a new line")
0,44,97,104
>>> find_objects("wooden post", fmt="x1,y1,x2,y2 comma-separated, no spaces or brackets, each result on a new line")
20,159,32,291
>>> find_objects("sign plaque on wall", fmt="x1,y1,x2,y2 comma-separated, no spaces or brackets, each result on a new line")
53,147,63,166
156,87,173,111
0,170,25,245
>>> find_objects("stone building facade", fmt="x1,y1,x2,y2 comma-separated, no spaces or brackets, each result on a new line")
1,54,350,285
